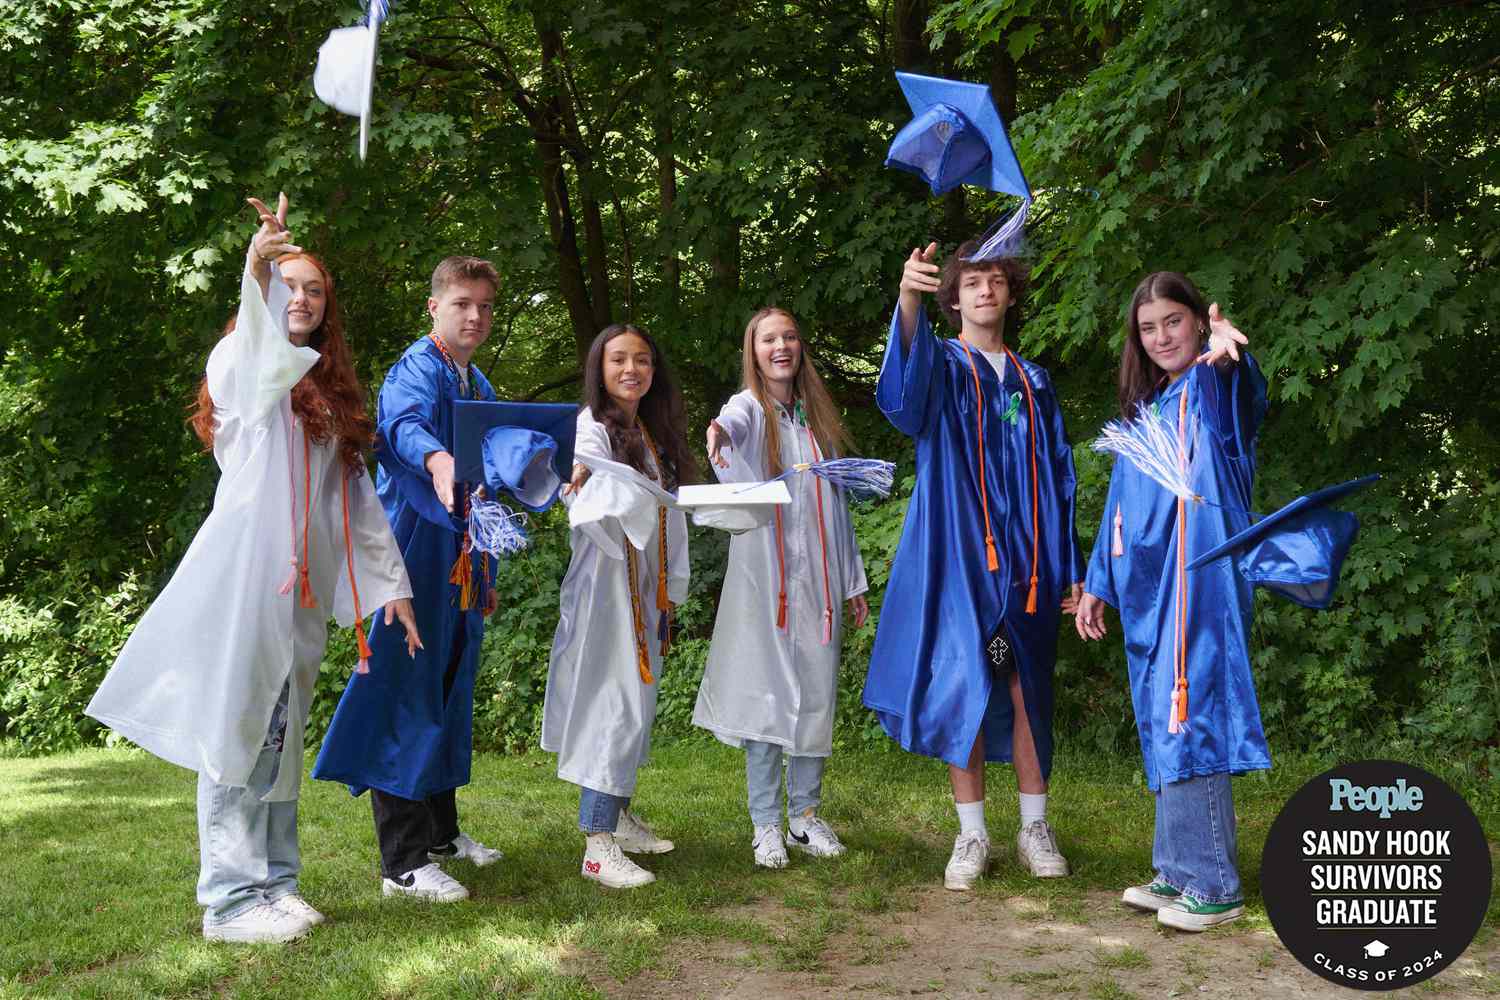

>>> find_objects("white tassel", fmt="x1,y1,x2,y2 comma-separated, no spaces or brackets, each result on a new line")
1111,505,1124,557
964,197,1031,261
1093,404,1198,502
467,494,530,556
1168,689,1181,735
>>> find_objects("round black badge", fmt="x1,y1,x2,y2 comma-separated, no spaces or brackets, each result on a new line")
1261,760,1491,990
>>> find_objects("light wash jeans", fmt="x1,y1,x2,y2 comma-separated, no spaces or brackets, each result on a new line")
745,740,826,828
1152,771,1241,904
578,787,630,834
196,689,299,923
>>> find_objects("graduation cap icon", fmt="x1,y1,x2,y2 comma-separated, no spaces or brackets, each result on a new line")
452,400,577,512
884,71,1032,260
1363,940,1390,959
313,0,390,160
1186,475,1380,610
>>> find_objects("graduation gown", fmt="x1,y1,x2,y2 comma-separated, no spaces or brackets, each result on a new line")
1084,356,1270,791
542,408,690,798
86,260,411,802
692,391,867,756
862,306,1085,774
313,337,553,800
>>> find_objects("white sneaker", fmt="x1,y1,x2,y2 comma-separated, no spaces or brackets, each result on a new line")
753,825,789,869
613,808,675,854
944,831,991,891
582,833,657,888
786,813,846,858
1016,819,1070,878
382,862,470,902
430,831,503,867
270,893,325,926
203,901,311,943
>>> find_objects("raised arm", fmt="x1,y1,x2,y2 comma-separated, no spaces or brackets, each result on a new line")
897,242,939,349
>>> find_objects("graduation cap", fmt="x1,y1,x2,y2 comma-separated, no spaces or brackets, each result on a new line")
313,0,389,161
453,400,576,512
1186,475,1380,610
884,71,1032,260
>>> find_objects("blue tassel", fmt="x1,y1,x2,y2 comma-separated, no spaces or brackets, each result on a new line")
467,493,529,557
804,458,897,500
965,196,1031,262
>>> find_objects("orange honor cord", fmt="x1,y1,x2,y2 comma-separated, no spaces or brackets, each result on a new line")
804,423,835,645
297,429,318,609
956,339,1000,573
637,422,672,663
340,471,373,674
1169,389,1190,734
279,413,301,596
429,332,480,612
1002,346,1041,615
773,507,789,629
626,545,655,684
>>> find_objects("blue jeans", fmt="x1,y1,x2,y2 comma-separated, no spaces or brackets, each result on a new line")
745,740,826,828
578,787,631,834
1153,772,1241,904
196,686,298,922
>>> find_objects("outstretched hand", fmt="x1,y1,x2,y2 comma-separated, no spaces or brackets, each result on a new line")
384,597,423,658
1201,302,1248,367
706,419,730,470
899,242,940,298
245,193,302,273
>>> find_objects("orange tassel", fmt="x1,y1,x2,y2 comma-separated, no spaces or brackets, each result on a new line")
637,644,655,685
776,591,788,629
656,575,669,614
298,565,318,609
354,620,372,674
449,546,474,610
984,536,999,572
1177,678,1188,722
1025,574,1038,614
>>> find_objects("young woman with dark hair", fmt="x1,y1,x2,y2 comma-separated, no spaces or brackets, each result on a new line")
1074,271,1260,932
88,194,420,943
543,323,695,888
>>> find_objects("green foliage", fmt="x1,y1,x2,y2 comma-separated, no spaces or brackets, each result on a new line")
0,0,1495,766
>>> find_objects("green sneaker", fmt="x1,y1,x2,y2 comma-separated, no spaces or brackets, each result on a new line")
1156,896,1244,931
1121,880,1181,912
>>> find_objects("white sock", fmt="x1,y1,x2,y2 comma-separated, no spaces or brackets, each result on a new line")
1019,792,1048,826
955,799,987,838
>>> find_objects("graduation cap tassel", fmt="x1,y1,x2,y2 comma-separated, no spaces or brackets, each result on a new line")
466,494,530,557
965,196,1031,262
801,458,897,500
1092,404,1199,504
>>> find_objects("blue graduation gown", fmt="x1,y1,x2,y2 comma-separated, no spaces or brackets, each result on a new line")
312,337,499,800
863,306,1085,774
1083,355,1269,791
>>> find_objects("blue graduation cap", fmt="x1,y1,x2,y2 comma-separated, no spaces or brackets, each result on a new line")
1186,475,1380,610
884,71,1032,260
453,400,576,513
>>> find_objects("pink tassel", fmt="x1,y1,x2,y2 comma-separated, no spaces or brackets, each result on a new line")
1168,689,1181,735
1112,506,1124,557
278,558,298,595
821,607,833,646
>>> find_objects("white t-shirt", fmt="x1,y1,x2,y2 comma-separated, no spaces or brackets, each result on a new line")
979,348,1007,383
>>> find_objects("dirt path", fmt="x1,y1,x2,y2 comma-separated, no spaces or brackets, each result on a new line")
585,888,1497,999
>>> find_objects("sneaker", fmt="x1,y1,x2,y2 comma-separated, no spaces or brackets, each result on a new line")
943,831,990,891
1016,819,1070,878
786,812,846,858
430,831,503,867
582,833,656,888
1121,879,1181,912
1156,896,1245,931
753,825,789,869
614,808,675,854
203,901,311,944
270,893,326,926
381,862,470,902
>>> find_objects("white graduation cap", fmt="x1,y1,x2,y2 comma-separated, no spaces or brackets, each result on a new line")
312,0,388,160
1363,940,1390,959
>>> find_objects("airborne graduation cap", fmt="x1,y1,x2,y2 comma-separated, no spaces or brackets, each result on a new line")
1187,475,1380,610
313,0,390,160
884,71,1032,259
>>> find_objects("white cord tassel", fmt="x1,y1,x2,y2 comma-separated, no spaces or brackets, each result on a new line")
1092,404,1198,503
467,493,530,557
1111,505,1124,557
964,197,1031,261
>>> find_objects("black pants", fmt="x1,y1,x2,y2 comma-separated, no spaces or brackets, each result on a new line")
371,624,467,879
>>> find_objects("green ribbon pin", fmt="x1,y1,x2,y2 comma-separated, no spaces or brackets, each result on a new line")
1001,392,1021,425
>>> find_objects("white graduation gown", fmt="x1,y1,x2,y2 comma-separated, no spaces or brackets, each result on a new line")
541,407,689,798
86,259,411,802
692,391,867,757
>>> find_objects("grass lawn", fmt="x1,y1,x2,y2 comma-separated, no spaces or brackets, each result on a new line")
1,739,1495,999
